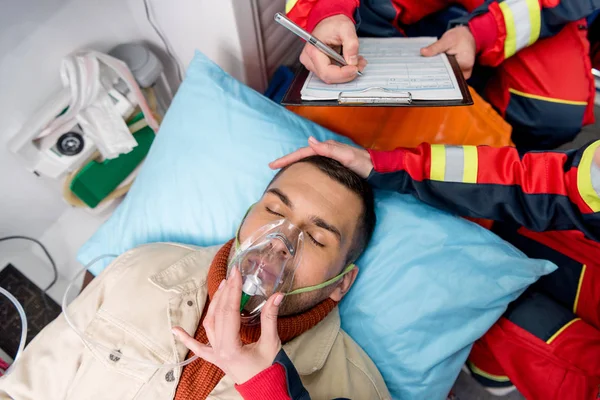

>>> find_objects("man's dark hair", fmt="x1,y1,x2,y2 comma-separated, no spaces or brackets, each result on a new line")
269,155,376,264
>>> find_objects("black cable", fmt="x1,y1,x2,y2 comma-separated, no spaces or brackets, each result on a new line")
142,0,184,82
0,236,58,293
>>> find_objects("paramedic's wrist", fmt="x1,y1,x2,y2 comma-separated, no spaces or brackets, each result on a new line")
356,147,374,178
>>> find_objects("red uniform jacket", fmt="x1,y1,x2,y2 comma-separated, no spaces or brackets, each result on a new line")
286,0,599,66
366,141,600,398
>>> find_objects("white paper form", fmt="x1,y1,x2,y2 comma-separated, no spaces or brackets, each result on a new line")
300,37,463,101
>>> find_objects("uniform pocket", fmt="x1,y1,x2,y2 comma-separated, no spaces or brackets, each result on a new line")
65,310,169,400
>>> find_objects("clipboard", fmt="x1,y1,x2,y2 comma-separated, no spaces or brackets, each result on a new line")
281,55,473,107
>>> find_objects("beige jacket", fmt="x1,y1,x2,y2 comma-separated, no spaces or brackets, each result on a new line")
0,243,390,400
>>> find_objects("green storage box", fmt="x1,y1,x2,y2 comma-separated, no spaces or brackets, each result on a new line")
70,125,155,208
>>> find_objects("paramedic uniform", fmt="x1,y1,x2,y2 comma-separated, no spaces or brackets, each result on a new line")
286,0,597,150
364,140,600,398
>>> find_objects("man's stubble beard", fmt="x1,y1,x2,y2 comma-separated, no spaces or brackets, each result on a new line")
277,285,335,316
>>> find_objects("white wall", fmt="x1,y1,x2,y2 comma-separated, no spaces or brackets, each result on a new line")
125,0,248,87
0,0,256,302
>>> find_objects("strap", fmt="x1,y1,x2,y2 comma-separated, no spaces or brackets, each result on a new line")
287,264,355,296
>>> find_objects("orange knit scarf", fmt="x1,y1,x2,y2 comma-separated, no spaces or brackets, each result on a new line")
174,239,336,400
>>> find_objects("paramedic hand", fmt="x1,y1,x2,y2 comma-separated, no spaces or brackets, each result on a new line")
420,26,476,79
172,267,283,384
270,137,373,179
300,15,368,84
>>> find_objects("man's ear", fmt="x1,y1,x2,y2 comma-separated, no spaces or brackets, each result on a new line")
329,266,359,302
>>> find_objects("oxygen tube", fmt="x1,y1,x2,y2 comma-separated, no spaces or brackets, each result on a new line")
62,254,201,369
0,287,27,375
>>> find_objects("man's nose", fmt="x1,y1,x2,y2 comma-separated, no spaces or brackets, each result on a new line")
270,237,291,258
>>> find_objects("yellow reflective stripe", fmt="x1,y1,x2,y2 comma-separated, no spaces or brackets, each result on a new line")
573,265,586,314
499,1,518,58
525,0,541,45
508,88,589,106
546,318,582,344
285,0,299,13
462,145,478,184
467,361,511,382
500,0,541,56
430,145,446,182
431,145,478,183
577,140,600,212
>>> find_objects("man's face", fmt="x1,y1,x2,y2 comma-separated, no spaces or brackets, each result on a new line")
236,162,363,316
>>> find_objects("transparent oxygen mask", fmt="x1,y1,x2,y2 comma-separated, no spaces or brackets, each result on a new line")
229,219,303,323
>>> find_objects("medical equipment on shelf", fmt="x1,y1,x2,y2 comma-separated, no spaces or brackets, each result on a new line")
0,287,28,376
65,113,155,209
8,44,166,181
110,43,173,115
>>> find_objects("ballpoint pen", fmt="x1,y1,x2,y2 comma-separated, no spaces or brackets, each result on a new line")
274,12,363,76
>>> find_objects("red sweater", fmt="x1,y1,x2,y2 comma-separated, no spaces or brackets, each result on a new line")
236,364,291,400
235,349,309,400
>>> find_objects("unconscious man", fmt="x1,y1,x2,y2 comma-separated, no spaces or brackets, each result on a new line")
0,156,390,400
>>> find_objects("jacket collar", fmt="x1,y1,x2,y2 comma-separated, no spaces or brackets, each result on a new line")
282,307,341,375
148,245,220,294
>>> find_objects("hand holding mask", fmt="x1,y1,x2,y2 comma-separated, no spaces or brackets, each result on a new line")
172,268,283,384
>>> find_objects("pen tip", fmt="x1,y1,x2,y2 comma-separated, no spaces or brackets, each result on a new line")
357,71,363,76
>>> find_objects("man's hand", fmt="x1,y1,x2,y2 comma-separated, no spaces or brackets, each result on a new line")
420,26,476,79
299,15,367,84
269,137,373,179
172,267,283,384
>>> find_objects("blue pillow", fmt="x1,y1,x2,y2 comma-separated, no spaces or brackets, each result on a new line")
78,52,556,400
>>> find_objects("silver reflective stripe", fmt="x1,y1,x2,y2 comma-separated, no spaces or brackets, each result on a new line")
444,146,465,183
592,161,600,199
505,0,532,52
